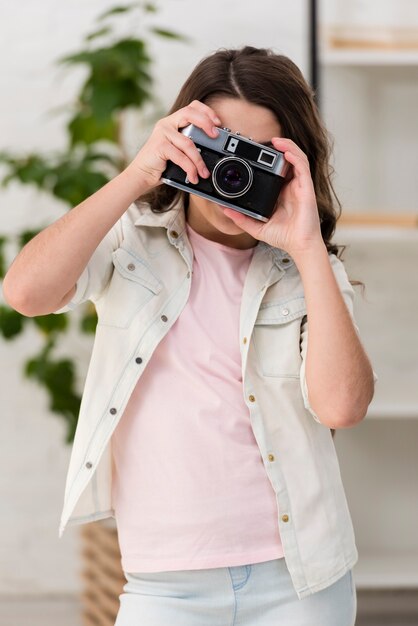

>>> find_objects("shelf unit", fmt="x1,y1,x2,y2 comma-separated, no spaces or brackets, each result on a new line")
337,212,418,227
321,48,418,66
319,13,418,588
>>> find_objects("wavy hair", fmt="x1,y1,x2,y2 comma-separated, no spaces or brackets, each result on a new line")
139,46,342,256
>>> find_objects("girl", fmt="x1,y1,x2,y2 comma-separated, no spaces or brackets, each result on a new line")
3,46,375,626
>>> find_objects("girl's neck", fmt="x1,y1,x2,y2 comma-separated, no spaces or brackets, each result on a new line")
184,194,258,250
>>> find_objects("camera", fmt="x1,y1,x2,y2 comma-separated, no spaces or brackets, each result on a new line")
161,124,289,222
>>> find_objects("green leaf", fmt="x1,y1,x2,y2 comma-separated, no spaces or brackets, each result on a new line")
149,27,189,42
68,111,118,146
83,76,153,120
143,2,157,13
0,154,52,188
63,413,79,445
24,350,82,444
60,39,150,76
0,236,8,278
33,313,69,334
24,335,55,375
59,39,154,122
52,161,110,205
58,50,94,66
97,4,136,21
80,306,98,333
0,306,27,339
85,26,112,42
82,80,125,120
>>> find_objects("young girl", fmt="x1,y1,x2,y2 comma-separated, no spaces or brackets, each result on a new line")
4,46,375,625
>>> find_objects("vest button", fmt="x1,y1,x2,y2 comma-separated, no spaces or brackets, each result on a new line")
110,407,117,415
268,454,275,462
282,308,289,316
282,258,290,264
161,315,168,322
85,462,93,469
248,394,255,402
281,514,289,522
243,337,247,344
170,230,179,238
135,357,143,364
127,263,135,271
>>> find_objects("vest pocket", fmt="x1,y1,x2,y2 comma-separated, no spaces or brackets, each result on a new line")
97,247,163,328
252,296,306,378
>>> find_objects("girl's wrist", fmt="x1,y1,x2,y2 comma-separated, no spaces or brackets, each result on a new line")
121,162,155,200
290,239,329,274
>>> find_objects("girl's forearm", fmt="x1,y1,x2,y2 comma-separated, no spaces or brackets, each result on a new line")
294,242,374,428
3,164,149,315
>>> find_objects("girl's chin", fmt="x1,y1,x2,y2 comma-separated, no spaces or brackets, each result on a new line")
215,211,244,232
213,202,241,223
193,198,244,233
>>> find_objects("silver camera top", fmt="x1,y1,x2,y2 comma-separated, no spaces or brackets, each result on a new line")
180,124,288,177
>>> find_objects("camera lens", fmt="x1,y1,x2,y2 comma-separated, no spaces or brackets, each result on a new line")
212,157,253,198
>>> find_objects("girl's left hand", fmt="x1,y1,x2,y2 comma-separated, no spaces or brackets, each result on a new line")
222,137,324,259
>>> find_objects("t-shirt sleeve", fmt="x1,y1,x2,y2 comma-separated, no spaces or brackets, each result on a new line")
52,217,124,314
299,252,378,424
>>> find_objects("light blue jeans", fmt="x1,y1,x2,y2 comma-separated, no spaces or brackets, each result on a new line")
114,557,357,625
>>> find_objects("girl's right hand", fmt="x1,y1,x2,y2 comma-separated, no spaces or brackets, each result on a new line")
127,100,222,191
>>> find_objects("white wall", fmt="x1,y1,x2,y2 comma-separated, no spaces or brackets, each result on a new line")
0,0,310,595
322,65,418,213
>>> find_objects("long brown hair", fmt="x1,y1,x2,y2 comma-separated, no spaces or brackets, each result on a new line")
139,46,342,256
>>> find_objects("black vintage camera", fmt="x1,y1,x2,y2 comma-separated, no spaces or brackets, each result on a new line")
161,124,289,222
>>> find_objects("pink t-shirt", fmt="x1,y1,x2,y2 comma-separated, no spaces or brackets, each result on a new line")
110,222,284,572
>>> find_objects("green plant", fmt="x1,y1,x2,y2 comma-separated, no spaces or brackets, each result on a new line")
0,2,187,444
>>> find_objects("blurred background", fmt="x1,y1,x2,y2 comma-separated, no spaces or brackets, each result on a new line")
1,1,417,625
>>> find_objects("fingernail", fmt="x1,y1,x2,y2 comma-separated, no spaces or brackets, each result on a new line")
212,126,219,135
214,117,221,125
202,166,210,177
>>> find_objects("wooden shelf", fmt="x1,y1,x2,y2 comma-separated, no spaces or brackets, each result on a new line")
320,26,418,66
321,48,418,66
337,212,418,228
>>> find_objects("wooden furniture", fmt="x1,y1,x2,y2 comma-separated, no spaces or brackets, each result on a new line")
79,520,124,626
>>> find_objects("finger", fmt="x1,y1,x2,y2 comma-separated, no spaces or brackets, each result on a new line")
188,99,222,126
221,207,265,239
168,130,210,179
163,143,200,184
281,148,311,182
271,139,311,183
174,107,220,139
271,137,309,165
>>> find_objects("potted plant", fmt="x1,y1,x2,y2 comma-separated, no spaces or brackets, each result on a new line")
0,4,187,623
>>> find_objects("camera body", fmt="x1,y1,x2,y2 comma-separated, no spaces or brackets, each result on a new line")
161,124,289,222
